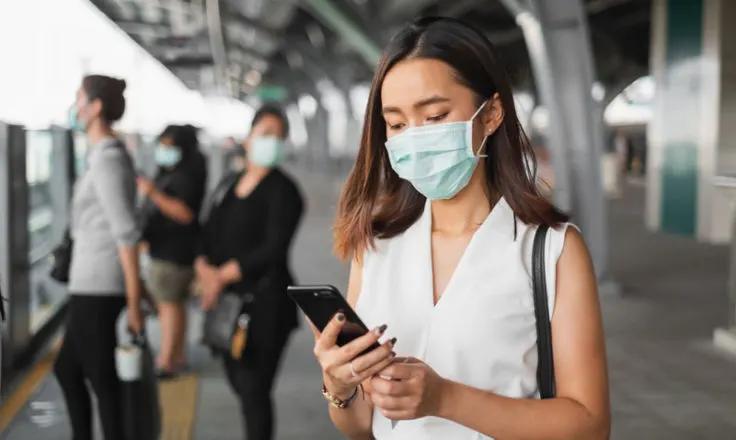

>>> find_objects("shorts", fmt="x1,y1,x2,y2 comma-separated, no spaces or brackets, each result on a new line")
147,259,194,304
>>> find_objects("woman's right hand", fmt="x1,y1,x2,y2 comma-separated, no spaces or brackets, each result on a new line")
313,312,397,400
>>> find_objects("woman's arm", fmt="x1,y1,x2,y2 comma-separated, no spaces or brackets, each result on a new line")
324,260,375,440
138,177,195,224
435,227,610,440
218,181,304,284
91,147,144,331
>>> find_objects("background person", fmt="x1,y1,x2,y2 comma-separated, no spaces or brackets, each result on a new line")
53,74,143,440
138,124,208,378
196,104,305,440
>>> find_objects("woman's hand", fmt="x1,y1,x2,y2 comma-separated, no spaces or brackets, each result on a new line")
313,313,397,400
198,263,223,310
370,357,449,421
127,302,145,335
136,177,155,198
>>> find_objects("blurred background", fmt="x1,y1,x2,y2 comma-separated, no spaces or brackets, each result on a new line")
0,0,733,439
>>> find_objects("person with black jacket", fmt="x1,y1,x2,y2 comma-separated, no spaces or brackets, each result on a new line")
137,124,207,378
196,104,304,440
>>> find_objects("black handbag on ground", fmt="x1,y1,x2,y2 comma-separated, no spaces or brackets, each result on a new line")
532,225,556,398
49,229,73,283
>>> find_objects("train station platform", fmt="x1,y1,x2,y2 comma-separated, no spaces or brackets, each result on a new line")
0,167,733,440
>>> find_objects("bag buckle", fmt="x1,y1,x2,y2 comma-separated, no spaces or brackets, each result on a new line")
237,314,250,329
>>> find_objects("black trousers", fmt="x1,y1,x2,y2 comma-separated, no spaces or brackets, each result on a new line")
54,294,126,440
223,334,291,440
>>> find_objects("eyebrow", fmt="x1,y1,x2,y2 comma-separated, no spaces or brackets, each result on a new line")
382,95,451,114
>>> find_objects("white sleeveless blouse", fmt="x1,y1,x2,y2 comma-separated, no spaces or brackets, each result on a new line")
356,198,573,440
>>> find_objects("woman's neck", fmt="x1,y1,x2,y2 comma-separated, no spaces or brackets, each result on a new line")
86,119,114,146
430,170,494,236
245,161,271,179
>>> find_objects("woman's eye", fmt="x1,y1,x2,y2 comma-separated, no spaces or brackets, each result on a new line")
388,122,405,130
427,113,448,122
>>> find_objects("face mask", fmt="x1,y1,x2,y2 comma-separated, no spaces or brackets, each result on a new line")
249,136,285,168
385,101,489,200
154,145,182,167
68,105,86,132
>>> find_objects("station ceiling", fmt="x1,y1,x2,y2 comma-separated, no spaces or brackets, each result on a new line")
89,0,651,103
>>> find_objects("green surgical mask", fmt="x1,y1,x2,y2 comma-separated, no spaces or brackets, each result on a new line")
384,101,489,200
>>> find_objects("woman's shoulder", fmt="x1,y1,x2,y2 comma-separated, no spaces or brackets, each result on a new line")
271,168,304,199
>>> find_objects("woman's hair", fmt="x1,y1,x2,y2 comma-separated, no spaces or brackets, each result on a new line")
81,75,127,123
251,103,290,139
333,16,569,261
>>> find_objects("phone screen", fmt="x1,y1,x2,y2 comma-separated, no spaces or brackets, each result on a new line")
288,285,379,351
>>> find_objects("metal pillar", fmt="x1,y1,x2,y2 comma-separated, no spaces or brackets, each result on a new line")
503,0,615,291
712,177,736,353
0,123,31,373
305,105,330,172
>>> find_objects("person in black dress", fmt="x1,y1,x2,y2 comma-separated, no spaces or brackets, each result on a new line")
195,104,304,440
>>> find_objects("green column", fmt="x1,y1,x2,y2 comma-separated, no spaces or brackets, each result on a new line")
660,0,702,235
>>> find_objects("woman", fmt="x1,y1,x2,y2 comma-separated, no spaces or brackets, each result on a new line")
138,124,207,378
312,17,610,440
196,103,304,440
53,74,143,440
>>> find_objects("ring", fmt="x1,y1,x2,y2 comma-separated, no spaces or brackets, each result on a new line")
349,362,358,378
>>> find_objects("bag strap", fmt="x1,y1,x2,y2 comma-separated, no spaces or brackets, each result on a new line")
532,224,556,398
199,172,241,223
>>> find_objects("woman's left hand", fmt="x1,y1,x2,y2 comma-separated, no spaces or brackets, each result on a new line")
370,357,449,421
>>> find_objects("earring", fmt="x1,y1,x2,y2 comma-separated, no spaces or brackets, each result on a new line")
488,128,493,134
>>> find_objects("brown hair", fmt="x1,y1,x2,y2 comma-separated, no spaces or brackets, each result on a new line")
333,17,569,261
82,74,127,123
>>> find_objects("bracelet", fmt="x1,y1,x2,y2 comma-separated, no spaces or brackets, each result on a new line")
322,383,360,409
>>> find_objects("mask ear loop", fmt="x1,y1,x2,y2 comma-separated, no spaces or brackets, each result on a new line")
471,100,492,159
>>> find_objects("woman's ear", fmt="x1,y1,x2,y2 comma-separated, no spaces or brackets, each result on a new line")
482,93,504,134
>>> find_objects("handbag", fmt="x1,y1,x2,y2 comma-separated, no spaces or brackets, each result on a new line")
49,229,73,283
532,224,556,399
202,277,270,360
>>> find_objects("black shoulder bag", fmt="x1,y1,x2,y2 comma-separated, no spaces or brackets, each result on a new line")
533,225,556,399
50,228,73,283
200,172,265,360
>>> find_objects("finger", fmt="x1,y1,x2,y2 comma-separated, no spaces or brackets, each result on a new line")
376,362,415,381
314,312,347,352
378,408,414,421
370,375,413,397
307,319,320,341
372,393,414,412
331,325,388,365
350,338,396,373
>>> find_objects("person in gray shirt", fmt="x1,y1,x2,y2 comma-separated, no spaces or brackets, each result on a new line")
53,74,143,440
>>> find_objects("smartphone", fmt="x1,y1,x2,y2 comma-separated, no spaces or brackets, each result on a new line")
287,285,381,353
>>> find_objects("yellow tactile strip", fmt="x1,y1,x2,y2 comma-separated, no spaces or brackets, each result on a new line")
158,374,200,440
0,343,60,432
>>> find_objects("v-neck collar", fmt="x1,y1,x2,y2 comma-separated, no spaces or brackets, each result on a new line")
416,196,514,310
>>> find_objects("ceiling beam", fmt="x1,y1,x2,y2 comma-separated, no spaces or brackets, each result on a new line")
299,0,382,67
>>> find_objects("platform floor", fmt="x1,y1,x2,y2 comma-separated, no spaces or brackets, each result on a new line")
0,166,732,440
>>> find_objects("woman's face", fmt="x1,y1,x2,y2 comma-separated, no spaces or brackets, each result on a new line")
245,113,284,153
381,58,502,152
75,87,101,128
159,135,175,148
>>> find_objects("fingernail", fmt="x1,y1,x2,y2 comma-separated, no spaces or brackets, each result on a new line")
391,351,396,357
390,337,397,346
374,324,388,335
336,312,345,322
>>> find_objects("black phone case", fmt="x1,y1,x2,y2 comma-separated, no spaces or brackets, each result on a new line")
287,285,381,353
